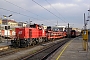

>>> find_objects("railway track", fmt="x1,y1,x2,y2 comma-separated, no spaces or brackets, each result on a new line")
0,48,19,57
0,39,56,58
21,38,71,60
0,44,40,57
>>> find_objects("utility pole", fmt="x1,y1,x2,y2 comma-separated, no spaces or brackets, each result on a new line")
88,8,90,19
84,13,86,29
3,14,12,44
26,19,32,28
30,19,32,27
83,13,88,51
57,20,58,26
0,17,2,42
68,23,69,38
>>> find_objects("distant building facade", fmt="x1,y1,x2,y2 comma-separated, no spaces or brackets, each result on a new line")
0,18,2,25
2,19,18,27
53,26,66,31
18,22,27,27
72,28,81,32
2,19,18,31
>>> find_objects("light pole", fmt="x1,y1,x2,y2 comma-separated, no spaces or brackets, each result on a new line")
83,9,90,51
26,19,32,27
68,23,70,38
3,14,12,43
26,21,28,27
0,17,2,42
29,19,32,25
30,20,32,27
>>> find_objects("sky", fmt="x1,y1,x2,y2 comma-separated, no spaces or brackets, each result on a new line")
0,0,90,29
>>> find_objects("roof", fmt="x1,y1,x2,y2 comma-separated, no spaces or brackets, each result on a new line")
2,19,17,23
18,22,27,24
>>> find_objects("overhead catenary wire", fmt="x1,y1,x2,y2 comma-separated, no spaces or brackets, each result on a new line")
32,0,67,23
0,8,56,25
3,0,57,25
3,0,37,16
0,8,38,19
45,0,67,22
2,0,66,25
3,0,50,21
3,0,62,25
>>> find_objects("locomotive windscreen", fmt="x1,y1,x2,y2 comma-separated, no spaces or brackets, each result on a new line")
30,24,36,28
47,26,51,31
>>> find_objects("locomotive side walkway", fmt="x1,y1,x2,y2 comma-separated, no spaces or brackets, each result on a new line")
50,36,90,60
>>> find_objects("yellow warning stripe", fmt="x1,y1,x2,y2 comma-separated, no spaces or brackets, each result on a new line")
56,40,73,60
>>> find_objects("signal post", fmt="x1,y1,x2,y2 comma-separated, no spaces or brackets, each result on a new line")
82,30,88,51
82,13,89,51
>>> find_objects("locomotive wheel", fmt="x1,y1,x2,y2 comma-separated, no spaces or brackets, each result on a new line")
52,38,55,41
45,37,48,42
50,38,53,41
42,38,44,42
11,40,17,48
40,38,43,42
20,40,26,48
32,41,35,46
32,39,36,46
34,38,39,45
27,38,33,46
34,39,37,45
43,37,47,42
38,38,42,43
